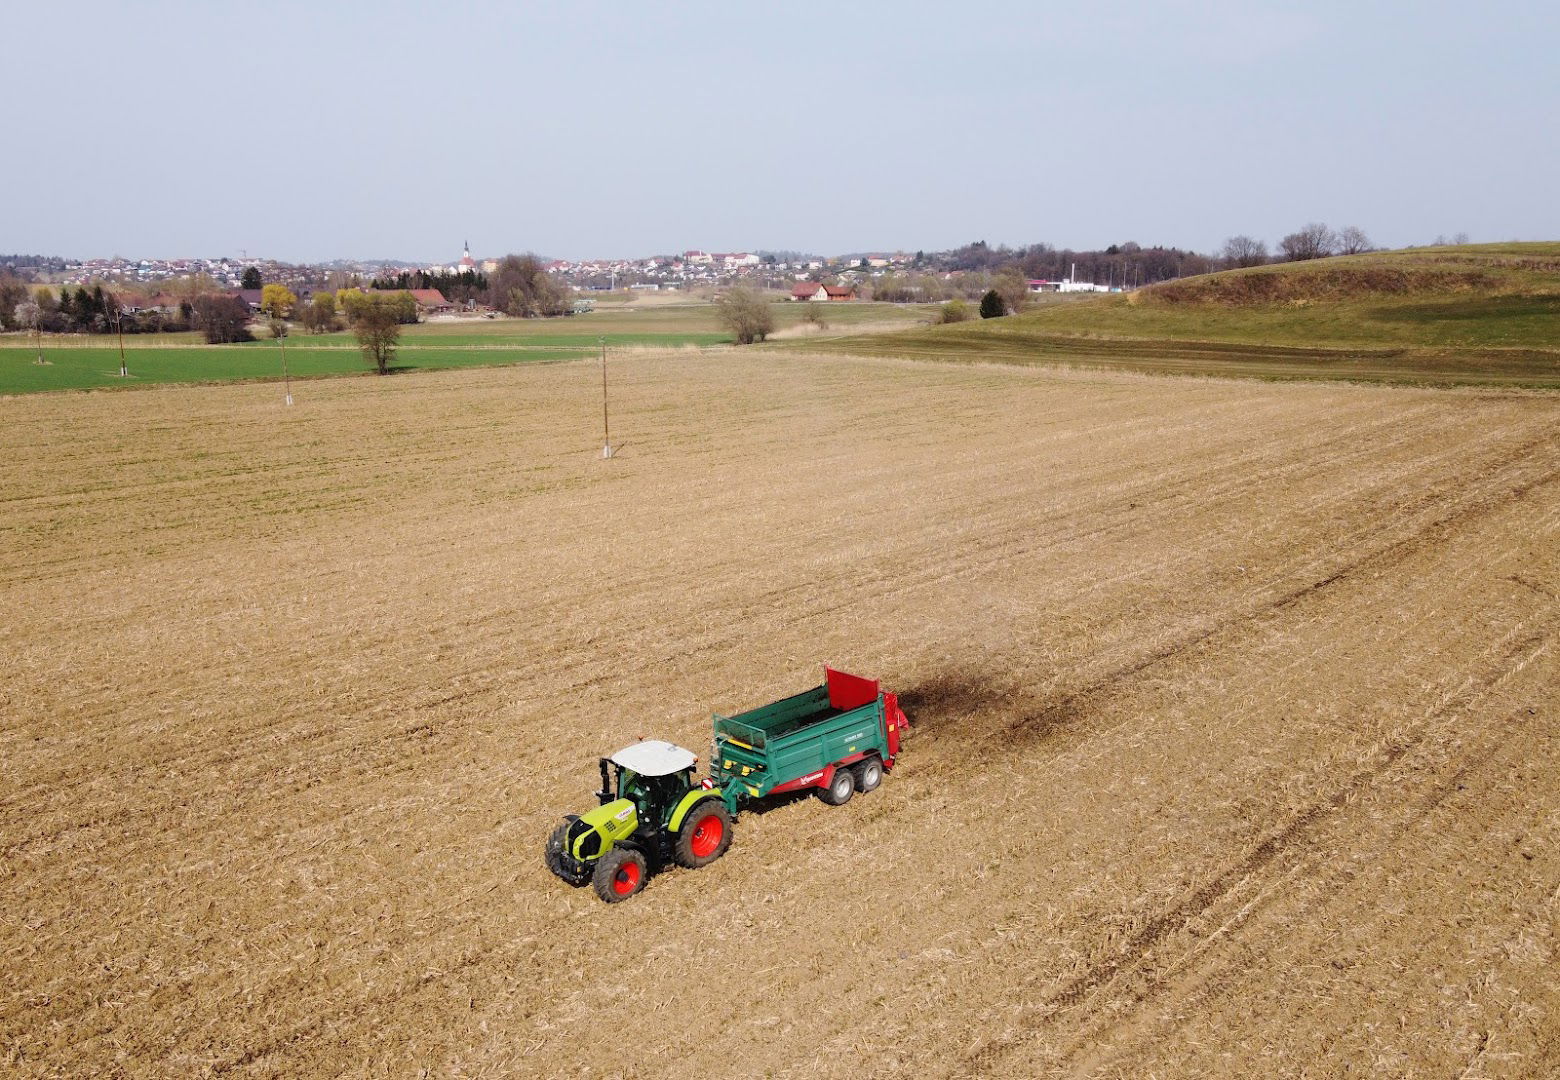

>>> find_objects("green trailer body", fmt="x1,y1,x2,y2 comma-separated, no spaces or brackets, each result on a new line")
712,667,908,814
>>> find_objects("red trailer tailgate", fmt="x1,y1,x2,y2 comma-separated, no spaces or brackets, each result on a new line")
825,667,879,711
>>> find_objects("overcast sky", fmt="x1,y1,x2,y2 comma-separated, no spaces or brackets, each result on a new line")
4,1,1556,263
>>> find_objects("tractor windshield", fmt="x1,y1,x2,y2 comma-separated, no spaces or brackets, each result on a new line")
618,768,692,825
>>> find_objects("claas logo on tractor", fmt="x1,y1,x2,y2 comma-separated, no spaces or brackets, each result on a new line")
544,668,908,902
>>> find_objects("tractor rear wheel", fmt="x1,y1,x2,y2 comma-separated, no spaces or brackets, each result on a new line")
817,767,855,806
545,821,591,887
853,756,884,793
592,847,648,903
674,800,733,869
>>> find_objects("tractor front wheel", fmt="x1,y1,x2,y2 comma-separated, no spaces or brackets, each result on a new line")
817,767,855,806
674,801,733,869
592,847,648,903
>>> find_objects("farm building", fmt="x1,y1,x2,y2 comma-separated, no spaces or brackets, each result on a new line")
791,283,856,302
1029,278,1109,294
407,289,454,313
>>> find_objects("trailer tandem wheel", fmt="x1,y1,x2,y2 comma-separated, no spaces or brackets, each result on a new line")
852,756,884,793
817,767,855,806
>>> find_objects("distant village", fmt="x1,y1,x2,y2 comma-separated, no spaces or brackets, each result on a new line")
0,237,1200,342
21,246,919,295
7,241,1130,312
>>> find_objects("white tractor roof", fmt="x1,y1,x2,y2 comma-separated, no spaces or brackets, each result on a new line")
610,740,697,777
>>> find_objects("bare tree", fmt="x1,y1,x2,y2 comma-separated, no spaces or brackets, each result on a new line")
299,291,338,334
1279,223,1338,262
488,255,570,317
1336,226,1372,255
991,267,1030,314
192,294,254,343
1221,235,1268,268
0,274,29,330
714,285,775,344
346,294,404,374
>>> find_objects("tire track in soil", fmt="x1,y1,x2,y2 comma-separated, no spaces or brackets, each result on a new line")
958,588,1556,1072
1048,700,1558,1080
903,443,1557,766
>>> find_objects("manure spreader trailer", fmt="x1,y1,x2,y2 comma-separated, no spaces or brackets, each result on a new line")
545,668,909,902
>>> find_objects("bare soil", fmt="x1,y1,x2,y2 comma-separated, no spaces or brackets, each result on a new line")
2,352,1556,1077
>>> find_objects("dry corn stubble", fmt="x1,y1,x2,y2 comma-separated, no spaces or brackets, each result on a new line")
1,350,1557,1078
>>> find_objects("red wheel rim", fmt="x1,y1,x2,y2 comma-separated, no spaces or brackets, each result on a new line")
690,814,724,858
612,861,641,894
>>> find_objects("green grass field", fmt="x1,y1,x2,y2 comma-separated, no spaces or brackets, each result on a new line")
0,301,930,395
815,244,1560,388
0,344,595,394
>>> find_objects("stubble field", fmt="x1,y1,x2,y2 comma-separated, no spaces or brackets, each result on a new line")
2,351,1557,1077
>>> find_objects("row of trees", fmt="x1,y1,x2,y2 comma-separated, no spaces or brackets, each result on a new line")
370,268,489,305
1221,223,1373,267
932,240,1217,288
4,280,217,336
256,284,410,373
368,256,567,317
3,276,419,346
247,283,404,375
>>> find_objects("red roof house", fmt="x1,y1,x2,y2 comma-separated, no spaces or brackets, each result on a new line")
408,289,453,312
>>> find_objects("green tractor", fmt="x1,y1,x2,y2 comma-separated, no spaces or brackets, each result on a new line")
544,739,732,902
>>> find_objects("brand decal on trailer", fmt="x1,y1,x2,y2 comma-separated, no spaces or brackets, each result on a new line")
798,771,824,784
845,730,870,742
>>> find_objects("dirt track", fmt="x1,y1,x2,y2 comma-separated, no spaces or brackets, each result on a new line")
3,353,1556,1077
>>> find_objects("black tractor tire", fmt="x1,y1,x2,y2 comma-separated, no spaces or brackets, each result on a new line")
544,821,591,887
852,756,884,793
592,847,649,903
673,800,734,869
817,767,855,806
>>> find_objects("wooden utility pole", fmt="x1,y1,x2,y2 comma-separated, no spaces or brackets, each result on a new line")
281,332,292,406
113,295,127,378
600,336,612,458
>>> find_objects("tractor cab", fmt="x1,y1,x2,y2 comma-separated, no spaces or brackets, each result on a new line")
599,740,700,827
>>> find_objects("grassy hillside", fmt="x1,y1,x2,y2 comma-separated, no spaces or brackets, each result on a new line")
817,243,1560,387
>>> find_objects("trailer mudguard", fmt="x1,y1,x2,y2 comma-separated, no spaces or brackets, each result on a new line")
883,690,907,761
669,789,724,832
